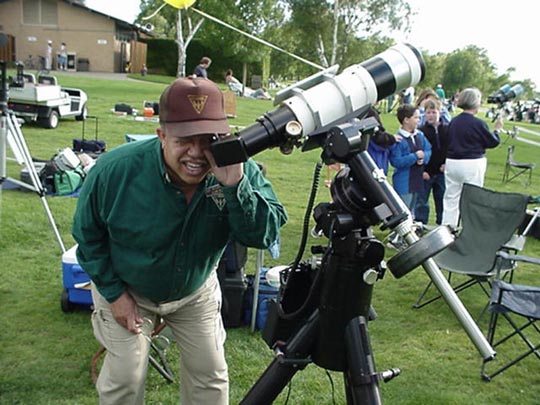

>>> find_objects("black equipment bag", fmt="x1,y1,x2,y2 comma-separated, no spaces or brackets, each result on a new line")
114,103,133,114
217,240,249,328
72,116,106,155
262,261,318,348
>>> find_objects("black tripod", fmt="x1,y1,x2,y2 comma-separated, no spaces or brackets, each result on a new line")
241,230,396,404
240,116,495,404
241,120,413,404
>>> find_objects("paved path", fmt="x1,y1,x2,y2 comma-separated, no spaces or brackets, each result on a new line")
55,71,130,80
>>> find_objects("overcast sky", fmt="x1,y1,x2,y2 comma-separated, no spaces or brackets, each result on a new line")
85,0,540,88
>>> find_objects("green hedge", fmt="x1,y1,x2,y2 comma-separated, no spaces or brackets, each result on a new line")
144,38,262,83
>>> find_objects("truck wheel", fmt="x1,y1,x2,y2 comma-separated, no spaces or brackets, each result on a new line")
40,110,59,129
75,104,88,121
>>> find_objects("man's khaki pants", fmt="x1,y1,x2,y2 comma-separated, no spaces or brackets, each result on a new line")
91,272,228,404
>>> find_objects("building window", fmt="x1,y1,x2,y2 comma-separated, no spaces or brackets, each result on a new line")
23,0,58,26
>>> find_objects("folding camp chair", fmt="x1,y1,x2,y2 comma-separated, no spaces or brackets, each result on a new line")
502,145,535,186
90,319,175,384
413,184,530,318
481,251,540,381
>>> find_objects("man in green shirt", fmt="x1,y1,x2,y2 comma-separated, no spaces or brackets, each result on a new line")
72,77,287,405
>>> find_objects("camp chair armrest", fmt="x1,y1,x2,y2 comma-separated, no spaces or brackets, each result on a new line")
497,250,540,266
502,235,525,252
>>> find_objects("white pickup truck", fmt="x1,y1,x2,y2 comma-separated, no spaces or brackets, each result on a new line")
8,73,88,129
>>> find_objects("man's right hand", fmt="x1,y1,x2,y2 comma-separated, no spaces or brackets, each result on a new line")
110,291,144,334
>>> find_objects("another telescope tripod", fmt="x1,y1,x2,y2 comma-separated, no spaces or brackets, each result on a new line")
0,61,65,253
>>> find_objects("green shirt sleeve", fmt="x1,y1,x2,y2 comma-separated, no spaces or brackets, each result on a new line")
72,168,125,303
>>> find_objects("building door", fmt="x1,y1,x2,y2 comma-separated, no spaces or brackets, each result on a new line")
0,34,15,62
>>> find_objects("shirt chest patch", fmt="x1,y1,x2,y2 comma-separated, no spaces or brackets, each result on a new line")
205,184,226,211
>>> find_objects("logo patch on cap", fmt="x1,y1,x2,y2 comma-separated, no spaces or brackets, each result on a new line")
188,95,208,114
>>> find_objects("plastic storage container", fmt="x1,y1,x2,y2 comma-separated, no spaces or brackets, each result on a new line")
245,268,280,330
61,244,93,312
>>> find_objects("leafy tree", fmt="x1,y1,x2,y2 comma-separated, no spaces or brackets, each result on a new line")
133,1,538,97
136,0,284,78
331,0,412,66
193,0,286,83
137,1,206,77
442,46,498,95
137,0,183,37
279,0,412,76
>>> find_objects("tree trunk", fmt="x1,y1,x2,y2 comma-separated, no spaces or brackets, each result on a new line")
176,9,186,77
242,63,248,97
176,10,205,78
331,0,339,66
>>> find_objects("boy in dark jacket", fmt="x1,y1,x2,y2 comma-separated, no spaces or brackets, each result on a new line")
414,99,449,225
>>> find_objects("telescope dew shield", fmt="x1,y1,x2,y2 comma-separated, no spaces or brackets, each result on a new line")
282,43,424,136
211,43,425,167
507,83,524,100
488,83,524,104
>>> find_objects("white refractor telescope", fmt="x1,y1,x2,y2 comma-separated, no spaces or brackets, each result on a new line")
212,43,425,165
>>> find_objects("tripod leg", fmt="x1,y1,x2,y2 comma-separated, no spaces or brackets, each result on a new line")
344,316,382,405
240,310,319,405
6,113,66,252
391,208,495,360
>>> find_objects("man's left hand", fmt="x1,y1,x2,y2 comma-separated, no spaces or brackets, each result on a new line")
205,149,243,187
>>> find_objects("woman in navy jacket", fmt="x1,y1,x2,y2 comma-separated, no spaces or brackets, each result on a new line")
441,88,502,226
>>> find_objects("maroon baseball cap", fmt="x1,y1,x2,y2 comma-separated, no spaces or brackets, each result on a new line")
159,77,230,137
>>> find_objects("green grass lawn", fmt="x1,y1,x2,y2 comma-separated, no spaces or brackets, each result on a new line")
1,72,540,404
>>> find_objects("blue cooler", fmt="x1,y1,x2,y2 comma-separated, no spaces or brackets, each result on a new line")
245,267,281,330
61,244,93,312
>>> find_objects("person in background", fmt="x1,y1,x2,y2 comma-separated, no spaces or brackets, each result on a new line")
441,87,502,227
386,93,396,113
72,77,288,404
386,104,431,250
449,89,460,113
435,83,446,101
415,88,452,126
225,69,272,100
414,99,449,225
389,103,432,212
193,56,212,78
57,42,67,70
366,107,399,175
326,107,398,188
401,86,415,104
268,75,283,89
45,40,53,71
225,69,244,95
